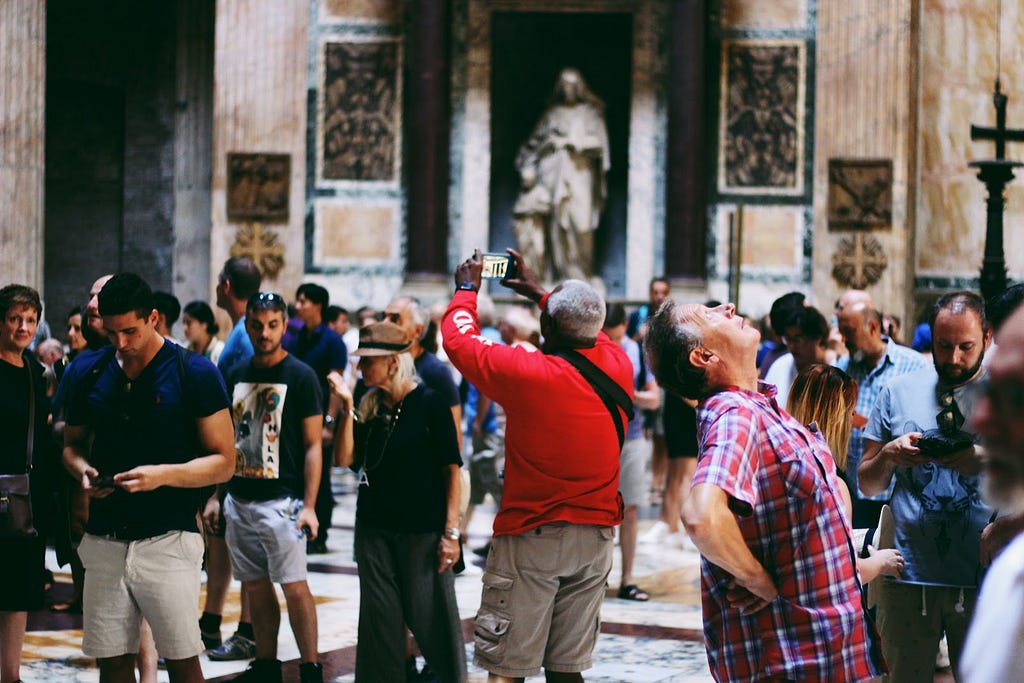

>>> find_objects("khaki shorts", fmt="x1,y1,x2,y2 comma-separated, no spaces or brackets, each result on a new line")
619,437,650,507
474,522,614,678
79,531,204,660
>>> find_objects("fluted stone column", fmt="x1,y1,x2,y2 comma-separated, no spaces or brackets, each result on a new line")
0,0,46,289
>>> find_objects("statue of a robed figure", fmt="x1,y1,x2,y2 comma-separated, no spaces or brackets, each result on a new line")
513,68,610,282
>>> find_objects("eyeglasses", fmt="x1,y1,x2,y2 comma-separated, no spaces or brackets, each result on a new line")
936,388,964,434
256,292,284,304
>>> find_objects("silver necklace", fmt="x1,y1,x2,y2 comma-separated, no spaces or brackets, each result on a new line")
357,397,404,487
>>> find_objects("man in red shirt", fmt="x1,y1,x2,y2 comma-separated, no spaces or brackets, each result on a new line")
442,250,631,683
644,300,885,683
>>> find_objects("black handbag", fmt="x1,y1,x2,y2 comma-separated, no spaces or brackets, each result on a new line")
0,358,37,538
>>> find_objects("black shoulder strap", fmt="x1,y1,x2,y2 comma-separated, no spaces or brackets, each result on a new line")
551,348,633,449
75,345,118,408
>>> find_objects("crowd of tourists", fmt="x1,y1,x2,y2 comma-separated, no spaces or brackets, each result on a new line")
2,250,1024,683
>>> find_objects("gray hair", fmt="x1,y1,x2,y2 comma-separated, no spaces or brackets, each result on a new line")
643,300,709,400
356,352,419,420
547,280,605,344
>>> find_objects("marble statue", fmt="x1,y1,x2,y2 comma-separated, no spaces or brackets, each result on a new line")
514,68,610,281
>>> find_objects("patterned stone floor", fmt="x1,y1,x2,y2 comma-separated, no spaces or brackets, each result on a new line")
20,468,713,682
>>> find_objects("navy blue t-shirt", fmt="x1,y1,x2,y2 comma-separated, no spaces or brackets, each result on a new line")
66,342,230,538
283,322,347,412
414,351,460,408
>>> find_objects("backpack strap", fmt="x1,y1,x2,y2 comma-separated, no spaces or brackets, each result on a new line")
550,348,633,449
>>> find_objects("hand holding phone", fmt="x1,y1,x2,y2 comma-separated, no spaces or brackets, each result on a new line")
480,252,518,280
91,474,117,489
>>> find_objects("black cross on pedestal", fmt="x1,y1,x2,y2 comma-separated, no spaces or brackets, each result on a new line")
970,82,1024,300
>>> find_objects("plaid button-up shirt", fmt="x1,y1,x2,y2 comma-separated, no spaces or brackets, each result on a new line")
693,383,885,682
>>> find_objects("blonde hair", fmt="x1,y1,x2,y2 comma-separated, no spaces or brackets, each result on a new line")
786,364,859,471
356,352,418,420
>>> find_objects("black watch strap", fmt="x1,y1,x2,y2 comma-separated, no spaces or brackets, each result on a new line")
457,282,478,292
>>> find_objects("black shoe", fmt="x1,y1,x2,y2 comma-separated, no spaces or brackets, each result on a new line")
306,538,328,554
299,662,323,683
208,632,256,661
232,658,282,683
472,542,491,557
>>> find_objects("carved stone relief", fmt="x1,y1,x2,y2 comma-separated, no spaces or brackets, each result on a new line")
832,234,887,288
226,153,290,223
827,159,893,229
718,40,805,195
322,41,399,181
231,223,285,279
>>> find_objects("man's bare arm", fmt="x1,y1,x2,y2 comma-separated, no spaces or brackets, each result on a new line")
683,483,777,604
634,379,660,411
115,408,236,492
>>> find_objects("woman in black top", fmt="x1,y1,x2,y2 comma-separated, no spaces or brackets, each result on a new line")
329,321,467,683
0,284,53,683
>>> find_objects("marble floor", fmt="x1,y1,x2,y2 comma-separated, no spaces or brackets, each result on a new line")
21,468,712,682
19,469,956,682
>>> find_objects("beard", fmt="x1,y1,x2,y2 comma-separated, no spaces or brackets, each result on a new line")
935,353,985,386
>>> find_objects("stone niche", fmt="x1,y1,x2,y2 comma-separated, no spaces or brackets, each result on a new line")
456,0,666,299
487,11,632,290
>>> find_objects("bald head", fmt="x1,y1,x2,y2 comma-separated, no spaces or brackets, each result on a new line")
86,274,114,334
836,289,873,314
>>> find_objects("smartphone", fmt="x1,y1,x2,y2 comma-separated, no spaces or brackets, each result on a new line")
91,474,116,488
480,252,517,280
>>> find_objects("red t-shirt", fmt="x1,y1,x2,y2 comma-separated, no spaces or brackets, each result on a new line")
442,290,631,536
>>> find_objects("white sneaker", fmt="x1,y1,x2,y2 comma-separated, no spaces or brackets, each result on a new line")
640,520,670,544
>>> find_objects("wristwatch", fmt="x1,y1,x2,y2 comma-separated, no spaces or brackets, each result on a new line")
457,282,478,292
444,527,461,540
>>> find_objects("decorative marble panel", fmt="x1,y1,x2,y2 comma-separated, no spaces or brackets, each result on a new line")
718,40,805,196
827,159,893,229
320,41,399,182
715,205,801,272
320,0,401,24
226,153,291,223
721,0,807,31
316,202,397,262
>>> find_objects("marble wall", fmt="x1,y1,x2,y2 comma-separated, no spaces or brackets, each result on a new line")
812,0,915,324
210,0,309,312
0,1,45,290
302,0,405,309
917,0,1024,292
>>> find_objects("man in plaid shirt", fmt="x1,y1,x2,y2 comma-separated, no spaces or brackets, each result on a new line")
645,300,884,682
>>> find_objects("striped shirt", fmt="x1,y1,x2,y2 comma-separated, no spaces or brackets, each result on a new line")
693,382,885,682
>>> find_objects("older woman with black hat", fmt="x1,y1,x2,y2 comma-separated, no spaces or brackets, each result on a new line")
328,321,467,683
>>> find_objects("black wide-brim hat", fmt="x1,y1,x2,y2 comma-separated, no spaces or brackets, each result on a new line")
350,321,412,356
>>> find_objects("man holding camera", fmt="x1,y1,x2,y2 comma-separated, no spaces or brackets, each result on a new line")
442,249,631,683
859,291,994,682
217,291,325,683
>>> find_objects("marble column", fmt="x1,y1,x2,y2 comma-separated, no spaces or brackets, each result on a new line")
664,0,707,280
0,0,46,289
404,0,450,277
